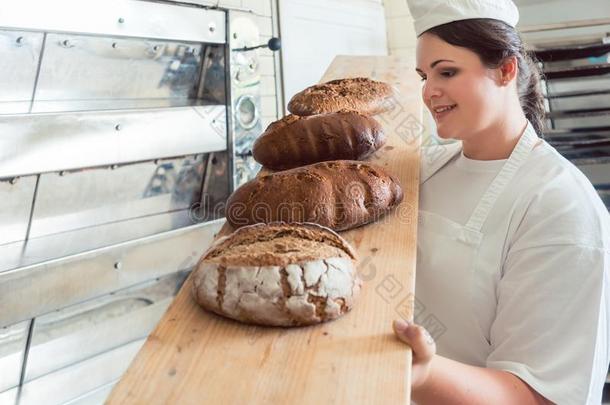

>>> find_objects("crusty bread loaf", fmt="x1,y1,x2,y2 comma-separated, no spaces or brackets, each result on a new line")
191,222,362,326
225,160,403,231
252,111,386,170
287,77,394,116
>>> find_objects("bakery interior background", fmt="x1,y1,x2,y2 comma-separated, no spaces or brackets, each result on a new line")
1,0,609,404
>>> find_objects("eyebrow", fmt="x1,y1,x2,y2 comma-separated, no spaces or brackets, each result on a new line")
415,59,455,73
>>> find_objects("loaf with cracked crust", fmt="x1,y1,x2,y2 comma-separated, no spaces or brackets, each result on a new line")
252,111,386,170
287,77,394,116
191,222,362,326
225,160,403,231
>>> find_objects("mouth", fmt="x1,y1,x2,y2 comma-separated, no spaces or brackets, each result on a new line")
432,104,457,120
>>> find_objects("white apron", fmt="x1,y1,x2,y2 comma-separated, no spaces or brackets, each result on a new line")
416,123,539,366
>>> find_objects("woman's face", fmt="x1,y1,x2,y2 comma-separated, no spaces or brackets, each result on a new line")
416,33,503,141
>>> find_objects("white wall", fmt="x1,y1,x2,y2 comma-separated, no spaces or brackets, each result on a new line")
279,0,388,112
381,0,443,142
383,0,416,57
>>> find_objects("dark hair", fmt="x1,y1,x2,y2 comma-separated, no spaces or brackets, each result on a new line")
426,18,546,135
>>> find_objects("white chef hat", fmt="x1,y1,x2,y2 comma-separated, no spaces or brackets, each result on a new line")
406,0,520,37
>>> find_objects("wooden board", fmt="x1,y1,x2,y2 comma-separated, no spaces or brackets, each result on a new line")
107,55,422,405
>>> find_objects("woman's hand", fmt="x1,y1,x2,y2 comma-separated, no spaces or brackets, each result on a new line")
393,319,436,390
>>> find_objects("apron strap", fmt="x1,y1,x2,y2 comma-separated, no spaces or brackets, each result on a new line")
465,122,539,232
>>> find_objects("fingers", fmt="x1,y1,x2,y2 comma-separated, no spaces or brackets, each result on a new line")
393,319,437,364
392,319,412,344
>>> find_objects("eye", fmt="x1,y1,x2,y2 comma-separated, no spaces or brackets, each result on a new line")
419,75,427,82
441,70,456,78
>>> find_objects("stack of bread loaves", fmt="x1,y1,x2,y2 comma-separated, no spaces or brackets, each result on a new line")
192,77,402,326
227,77,403,232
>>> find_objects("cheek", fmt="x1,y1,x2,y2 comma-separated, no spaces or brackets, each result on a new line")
456,76,478,101
455,75,496,116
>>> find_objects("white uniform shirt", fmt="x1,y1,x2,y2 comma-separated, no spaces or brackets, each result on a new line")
421,151,507,225
418,140,610,404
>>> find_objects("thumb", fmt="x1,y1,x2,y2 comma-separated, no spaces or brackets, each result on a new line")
393,319,413,345
393,320,436,363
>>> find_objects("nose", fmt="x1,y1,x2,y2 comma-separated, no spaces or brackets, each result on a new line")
422,79,442,107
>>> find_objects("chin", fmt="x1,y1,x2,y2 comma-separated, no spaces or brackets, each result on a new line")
435,125,457,140
427,109,463,141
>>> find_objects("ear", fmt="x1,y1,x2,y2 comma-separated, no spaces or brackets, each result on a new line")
498,56,518,86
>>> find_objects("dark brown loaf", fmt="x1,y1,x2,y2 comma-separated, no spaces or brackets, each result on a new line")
252,111,386,170
287,77,394,116
225,160,403,231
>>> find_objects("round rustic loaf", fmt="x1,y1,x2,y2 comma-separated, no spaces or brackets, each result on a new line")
252,111,386,170
287,77,394,116
225,160,404,231
191,222,362,326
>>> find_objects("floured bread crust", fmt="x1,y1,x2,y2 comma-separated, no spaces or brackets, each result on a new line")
191,222,362,327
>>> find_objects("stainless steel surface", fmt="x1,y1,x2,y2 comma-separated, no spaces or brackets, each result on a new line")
199,151,231,219
545,130,610,144
541,54,610,70
550,115,610,130
175,0,257,13
0,29,43,114
548,93,610,112
546,76,610,96
534,42,610,64
0,176,37,245
63,381,116,405
31,98,217,113
577,163,610,186
0,242,26,276
0,210,193,274
0,1,226,44
0,106,227,178
198,44,228,103
544,63,610,80
0,387,17,405
554,141,610,159
229,11,264,187
223,11,235,195
270,0,285,117
520,17,610,34
0,320,30,393
0,1,234,401
235,94,260,130
29,157,204,238
25,272,187,382
542,49,610,130
0,219,223,328
17,338,146,405
541,47,610,130
0,152,229,273
547,111,610,129
32,34,205,113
